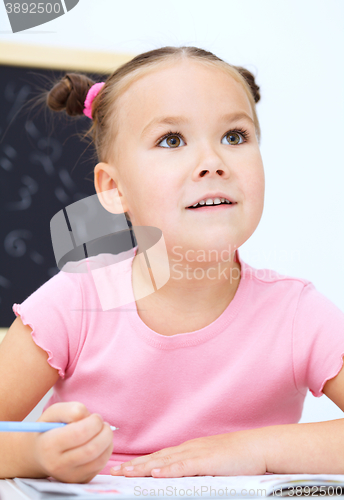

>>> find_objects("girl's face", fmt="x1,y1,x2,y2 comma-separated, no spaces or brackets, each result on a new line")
100,60,265,259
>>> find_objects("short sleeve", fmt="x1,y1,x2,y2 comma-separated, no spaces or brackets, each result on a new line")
293,282,344,397
12,270,82,379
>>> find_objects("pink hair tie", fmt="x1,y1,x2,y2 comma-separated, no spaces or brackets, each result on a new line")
83,82,105,119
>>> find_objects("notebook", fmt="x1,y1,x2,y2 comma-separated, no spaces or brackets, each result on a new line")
8,473,344,499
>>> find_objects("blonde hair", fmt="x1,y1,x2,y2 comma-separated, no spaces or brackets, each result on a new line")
44,46,261,222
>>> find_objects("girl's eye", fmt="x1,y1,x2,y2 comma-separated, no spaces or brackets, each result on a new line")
158,133,185,148
157,128,249,148
221,130,248,146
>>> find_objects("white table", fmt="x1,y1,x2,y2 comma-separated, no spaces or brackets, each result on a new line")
0,479,31,499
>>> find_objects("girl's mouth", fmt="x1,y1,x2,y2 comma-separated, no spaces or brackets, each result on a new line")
186,196,236,209
186,202,237,212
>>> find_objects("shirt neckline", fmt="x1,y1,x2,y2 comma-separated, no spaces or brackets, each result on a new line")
126,246,251,349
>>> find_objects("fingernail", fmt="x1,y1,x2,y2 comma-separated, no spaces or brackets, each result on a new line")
111,465,121,471
125,466,134,471
152,469,161,474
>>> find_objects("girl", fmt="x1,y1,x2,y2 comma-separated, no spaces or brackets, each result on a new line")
1,46,344,484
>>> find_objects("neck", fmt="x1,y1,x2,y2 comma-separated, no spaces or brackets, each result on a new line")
132,246,242,315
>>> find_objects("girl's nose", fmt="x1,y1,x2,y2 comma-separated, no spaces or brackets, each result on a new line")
198,165,227,178
192,148,230,179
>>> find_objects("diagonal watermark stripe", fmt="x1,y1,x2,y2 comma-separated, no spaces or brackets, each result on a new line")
60,0,67,14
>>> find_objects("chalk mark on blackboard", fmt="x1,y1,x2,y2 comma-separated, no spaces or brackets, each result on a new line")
21,175,38,195
5,186,32,211
0,143,17,171
0,276,11,289
25,120,41,139
4,230,32,257
3,144,17,159
59,168,76,191
55,186,70,203
37,137,62,162
5,83,31,123
30,250,44,265
30,150,55,175
0,156,12,171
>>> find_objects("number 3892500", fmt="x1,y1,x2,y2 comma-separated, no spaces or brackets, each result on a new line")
285,485,344,496
5,3,61,14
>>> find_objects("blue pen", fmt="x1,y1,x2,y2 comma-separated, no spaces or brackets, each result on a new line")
0,422,119,432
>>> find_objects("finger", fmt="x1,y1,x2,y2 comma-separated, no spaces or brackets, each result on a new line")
76,440,114,483
62,423,114,468
110,452,166,476
55,437,114,484
152,454,234,479
47,413,105,454
151,458,202,478
111,444,187,472
111,452,160,471
38,402,91,424
118,452,190,478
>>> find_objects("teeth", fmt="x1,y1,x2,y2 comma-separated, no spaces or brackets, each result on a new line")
189,197,233,208
205,197,227,205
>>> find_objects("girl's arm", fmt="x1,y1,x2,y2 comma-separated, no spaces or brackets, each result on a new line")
0,316,60,421
0,316,114,482
0,316,60,477
111,364,344,478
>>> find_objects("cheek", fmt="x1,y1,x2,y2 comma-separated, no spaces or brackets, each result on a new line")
251,181,265,230
129,178,171,222
253,171,265,205
241,162,265,216
244,152,265,196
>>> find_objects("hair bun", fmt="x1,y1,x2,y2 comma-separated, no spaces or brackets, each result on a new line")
46,73,95,116
233,66,260,104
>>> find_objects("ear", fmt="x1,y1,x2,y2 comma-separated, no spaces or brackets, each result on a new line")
94,162,128,215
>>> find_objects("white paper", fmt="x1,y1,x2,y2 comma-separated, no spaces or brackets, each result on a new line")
13,473,344,499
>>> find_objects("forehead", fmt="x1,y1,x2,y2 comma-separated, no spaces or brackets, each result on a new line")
115,60,252,130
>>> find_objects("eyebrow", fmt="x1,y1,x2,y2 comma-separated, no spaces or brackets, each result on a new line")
141,112,255,138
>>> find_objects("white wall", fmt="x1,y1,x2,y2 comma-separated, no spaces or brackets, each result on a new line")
1,0,344,424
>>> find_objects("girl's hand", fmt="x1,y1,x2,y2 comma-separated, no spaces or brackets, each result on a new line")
110,431,267,478
33,402,114,483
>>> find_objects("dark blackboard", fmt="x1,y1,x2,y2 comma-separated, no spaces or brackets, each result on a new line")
0,64,133,327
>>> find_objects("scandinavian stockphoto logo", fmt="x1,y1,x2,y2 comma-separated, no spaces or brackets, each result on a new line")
4,0,79,33
50,188,170,311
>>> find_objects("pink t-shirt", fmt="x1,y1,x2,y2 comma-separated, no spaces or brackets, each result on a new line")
12,247,344,475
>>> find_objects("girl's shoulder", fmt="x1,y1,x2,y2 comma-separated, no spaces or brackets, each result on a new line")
242,260,311,287
242,259,344,334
